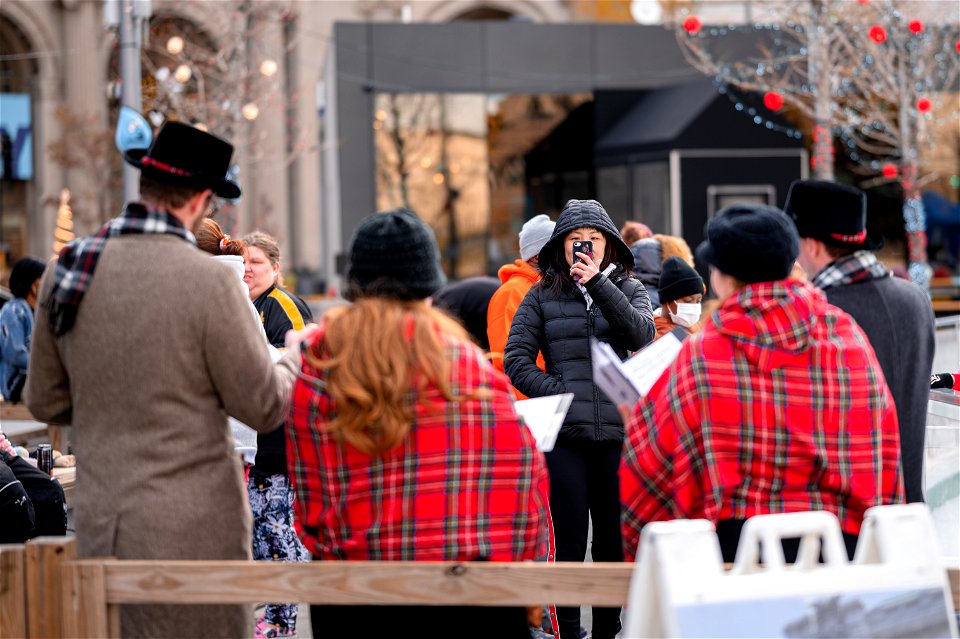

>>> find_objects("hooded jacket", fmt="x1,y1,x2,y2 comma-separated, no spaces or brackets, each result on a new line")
620,280,904,561
487,260,545,391
630,239,662,308
505,200,655,441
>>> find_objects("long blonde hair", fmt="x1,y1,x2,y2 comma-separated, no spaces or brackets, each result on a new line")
304,297,476,456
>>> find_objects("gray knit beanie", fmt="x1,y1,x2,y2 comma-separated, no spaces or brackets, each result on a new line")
519,214,556,261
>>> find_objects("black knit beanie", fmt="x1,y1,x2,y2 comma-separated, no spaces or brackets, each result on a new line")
344,208,446,301
8,257,46,299
695,204,799,283
658,257,704,304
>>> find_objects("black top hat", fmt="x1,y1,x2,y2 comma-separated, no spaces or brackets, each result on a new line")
696,204,799,284
784,179,883,250
123,121,241,199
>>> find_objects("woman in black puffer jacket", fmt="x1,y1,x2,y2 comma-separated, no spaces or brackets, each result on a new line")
505,199,654,639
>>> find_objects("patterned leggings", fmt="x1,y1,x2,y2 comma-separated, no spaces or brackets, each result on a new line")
248,470,311,631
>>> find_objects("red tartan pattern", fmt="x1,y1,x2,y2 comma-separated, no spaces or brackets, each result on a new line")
621,280,904,561
287,323,550,562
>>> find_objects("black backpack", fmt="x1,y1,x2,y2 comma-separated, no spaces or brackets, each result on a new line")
0,457,34,542
0,452,67,539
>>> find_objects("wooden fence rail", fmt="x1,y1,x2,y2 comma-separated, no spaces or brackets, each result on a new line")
1,537,957,639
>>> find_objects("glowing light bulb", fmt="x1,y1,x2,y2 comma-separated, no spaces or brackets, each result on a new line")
242,103,260,121
166,36,184,55
174,64,192,83
260,59,278,77
432,173,445,185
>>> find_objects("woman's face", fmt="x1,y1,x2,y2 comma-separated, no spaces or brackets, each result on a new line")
563,227,607,267
243,246,280,300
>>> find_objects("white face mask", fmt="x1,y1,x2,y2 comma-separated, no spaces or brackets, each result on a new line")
669,302,701,328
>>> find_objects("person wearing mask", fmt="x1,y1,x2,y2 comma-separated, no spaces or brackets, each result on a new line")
505,199,655,639
621,204,903,565
652,256,705,339
787,179,935,504
487,213,556,397
0,257,46,403
287,207,550,638
25,122,302,636
241,230,312,639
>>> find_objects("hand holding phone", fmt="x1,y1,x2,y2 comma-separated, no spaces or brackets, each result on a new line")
572,240,593,265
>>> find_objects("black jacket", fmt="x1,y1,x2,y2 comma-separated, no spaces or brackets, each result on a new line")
825,275,935,504
0,452,67,542
433,276,501,351
252,285,313,475
504,199,655,442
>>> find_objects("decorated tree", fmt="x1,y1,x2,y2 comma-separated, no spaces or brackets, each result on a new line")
832,1,959,286
675,0,960,287
51,189,76,258
106,0,313,234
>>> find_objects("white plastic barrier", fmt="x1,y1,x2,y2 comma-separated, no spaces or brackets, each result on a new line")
623,505,958,639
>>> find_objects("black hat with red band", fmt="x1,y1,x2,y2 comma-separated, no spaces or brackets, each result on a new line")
123,121,241,199
784,179,883,250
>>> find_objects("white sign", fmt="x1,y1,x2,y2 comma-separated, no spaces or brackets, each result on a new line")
514,393,574,453
591,332,684,407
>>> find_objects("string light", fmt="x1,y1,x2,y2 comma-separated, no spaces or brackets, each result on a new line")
259,59,278,77
173,64,192,83
241,103,259,121
166,36,184,55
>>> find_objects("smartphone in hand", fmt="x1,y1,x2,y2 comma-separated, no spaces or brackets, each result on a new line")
572,240,593,264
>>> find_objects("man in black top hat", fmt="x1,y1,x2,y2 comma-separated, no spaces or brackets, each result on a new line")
786,178,935,504
25,121,306,637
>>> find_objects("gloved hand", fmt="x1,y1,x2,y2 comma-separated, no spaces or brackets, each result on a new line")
930,373,955,389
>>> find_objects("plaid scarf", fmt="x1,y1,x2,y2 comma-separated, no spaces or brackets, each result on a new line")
46,202,196,336
812,250,890,292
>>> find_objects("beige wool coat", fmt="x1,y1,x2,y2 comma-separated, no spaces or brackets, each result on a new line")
26,234,299,638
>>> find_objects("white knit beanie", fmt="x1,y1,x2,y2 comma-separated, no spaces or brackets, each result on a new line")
519,214,556,261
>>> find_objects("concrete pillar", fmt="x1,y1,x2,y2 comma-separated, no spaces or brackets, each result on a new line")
61,0,108,224
289,0,324,283
250,7,290,254
30,76,64,261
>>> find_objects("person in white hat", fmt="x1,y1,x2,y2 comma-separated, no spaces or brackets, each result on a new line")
486,214,555,398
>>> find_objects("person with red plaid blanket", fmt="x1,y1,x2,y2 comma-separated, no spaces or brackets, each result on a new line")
287,208,551,638
621,203,904,564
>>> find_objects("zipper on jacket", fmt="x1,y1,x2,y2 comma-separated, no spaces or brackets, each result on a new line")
587,308,602,441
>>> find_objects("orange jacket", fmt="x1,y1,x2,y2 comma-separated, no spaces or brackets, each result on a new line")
487,259,545,399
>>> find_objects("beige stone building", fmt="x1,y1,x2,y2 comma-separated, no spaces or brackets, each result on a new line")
0,0,577,289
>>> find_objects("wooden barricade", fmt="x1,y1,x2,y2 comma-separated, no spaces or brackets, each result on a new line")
6,537,960,639
0,545,27,639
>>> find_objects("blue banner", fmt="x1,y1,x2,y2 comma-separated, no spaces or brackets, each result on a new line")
0,93,33,180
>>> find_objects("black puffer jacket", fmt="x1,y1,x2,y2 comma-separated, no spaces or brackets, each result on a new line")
504,199,655,442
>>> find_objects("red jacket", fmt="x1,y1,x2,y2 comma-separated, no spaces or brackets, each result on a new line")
287,320,550,562
621,280,904,561
487,259,544,399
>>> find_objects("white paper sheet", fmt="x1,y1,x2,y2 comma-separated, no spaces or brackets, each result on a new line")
592,331,685,406
514,393,574,452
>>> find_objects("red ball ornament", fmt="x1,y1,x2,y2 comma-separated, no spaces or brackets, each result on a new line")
857,0,869,4
881,163,898,179
869,25,887,43
917,97,932,112
908,20,923,34
955,40,960,54
763,91,785,111
683,16,702,35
